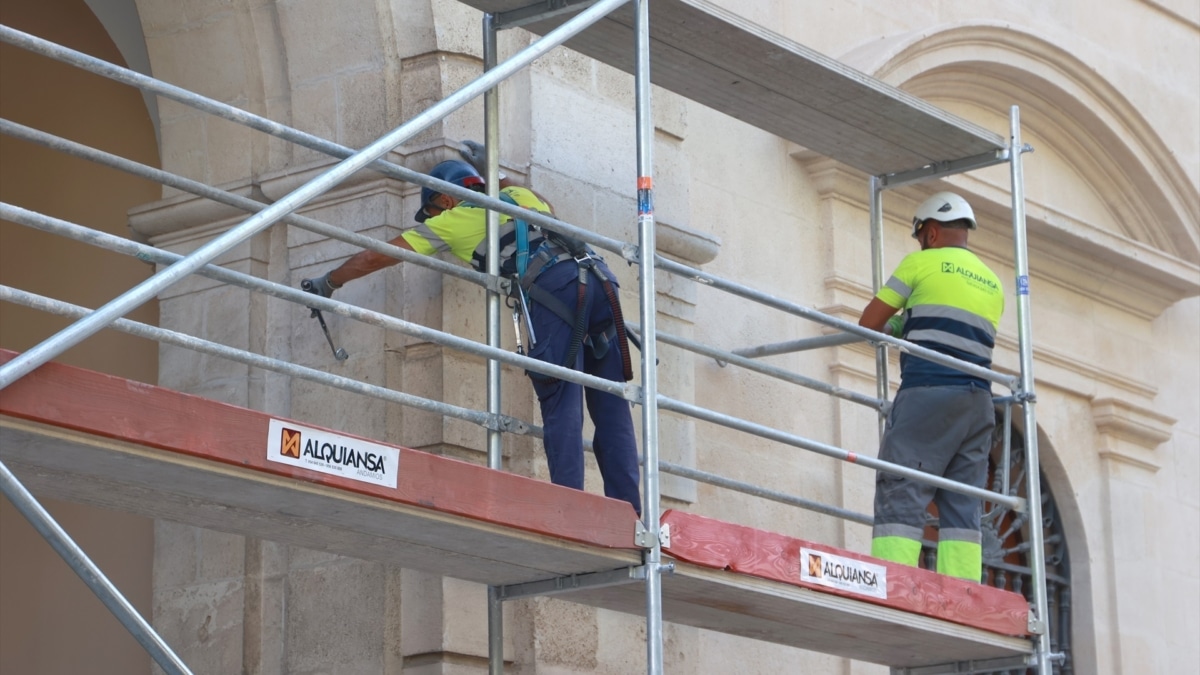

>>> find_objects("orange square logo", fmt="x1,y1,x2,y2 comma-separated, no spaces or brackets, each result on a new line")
807,553,823,578
281,427,302,458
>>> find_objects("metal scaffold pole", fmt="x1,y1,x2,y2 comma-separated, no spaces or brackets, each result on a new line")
483,12,506,674
1009,106,1053,672
632,1,664,673
0,461,193,675
869,176,889,437
484,11,504,481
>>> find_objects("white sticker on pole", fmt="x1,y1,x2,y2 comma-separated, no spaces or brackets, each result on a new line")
267,419,400,488
799,547,888,599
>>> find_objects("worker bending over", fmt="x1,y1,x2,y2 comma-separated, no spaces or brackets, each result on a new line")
302,146,641,516
858,192,1004,581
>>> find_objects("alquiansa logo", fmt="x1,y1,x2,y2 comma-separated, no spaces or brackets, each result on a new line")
281,427,388,473
941,262,998,290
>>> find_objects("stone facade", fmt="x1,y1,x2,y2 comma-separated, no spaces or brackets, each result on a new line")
1,0,1196,673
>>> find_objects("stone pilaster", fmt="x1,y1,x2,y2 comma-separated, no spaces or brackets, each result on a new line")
653,219,720,505
131,148,475,673
1092,397,1175,674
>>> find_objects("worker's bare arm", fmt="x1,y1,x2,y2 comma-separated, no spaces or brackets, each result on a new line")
328,234,416,287
859,297,901,334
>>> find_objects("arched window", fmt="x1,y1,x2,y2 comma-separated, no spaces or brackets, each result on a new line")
918,415,1073,674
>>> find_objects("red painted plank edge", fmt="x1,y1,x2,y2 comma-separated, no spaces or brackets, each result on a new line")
661,510,1030,637
0,350,638,549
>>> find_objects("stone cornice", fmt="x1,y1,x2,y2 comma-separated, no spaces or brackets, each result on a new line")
991,334,1157,401
128,147,534,243
128,178,260,241
796,152,1199,321
1092,397,1175,471
129,156,410,242
821,273,1161,402
1092,398,1175,448
656,218,721,266
959,174,1199,320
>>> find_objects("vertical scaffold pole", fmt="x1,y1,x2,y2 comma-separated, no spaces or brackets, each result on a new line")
633,1,663,674
482,13,505,675
487,584,503,674
869,176,888,436
482,12,503,489
1009,105,1052,672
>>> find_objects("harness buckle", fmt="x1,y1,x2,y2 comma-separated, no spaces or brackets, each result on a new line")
574,251,599,266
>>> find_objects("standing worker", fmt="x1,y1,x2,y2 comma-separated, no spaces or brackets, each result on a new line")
858,191,1004,581
301,146,642,515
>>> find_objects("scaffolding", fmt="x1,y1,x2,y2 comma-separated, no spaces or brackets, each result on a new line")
0,0,1057,673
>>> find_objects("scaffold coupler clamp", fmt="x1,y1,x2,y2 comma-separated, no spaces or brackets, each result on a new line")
1027,610,1047,635
634,521,671,549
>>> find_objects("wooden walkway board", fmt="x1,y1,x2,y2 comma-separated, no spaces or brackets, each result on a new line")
458,0,1005,177
565,561,1031,668
661,510,1030,637
0,352,1032,665
0,349,641,585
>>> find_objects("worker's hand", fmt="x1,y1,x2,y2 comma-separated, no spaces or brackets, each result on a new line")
886,315,904,338
300,273,340,317
459,140,507,181
301,272,340,299
459,140,486,173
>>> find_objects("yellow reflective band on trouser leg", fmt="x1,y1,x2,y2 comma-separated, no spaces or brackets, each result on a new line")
937,539,982,581
871,536,922,566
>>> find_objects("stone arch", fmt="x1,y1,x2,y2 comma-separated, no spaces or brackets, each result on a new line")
919,410,1090,674
842,23,1198,264
1001,420,1092,675
0,1,162,674
829,25,1199,674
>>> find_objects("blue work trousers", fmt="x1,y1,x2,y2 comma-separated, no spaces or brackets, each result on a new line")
525,260,641,515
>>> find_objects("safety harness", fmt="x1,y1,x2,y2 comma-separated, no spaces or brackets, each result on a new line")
489,193,634,383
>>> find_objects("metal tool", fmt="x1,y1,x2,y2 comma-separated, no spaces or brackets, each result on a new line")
313,308,349,361
516,287,537,347
512,309,525,355
300,278,349,361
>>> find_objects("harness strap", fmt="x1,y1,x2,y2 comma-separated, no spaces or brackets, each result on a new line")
522,260,634,384
560,264,592,371
520,247,572,294
525,282,574,326
499,192,532,278
597,270,634,381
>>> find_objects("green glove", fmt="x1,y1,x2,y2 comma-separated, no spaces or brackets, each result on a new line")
886,315,905,338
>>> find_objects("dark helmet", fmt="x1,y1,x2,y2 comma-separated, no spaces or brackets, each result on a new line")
414,160,485,222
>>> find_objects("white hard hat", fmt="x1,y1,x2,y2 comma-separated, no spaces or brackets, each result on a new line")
912,191,977,238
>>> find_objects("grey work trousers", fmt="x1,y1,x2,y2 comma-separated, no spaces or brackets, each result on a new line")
872,383,995,545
